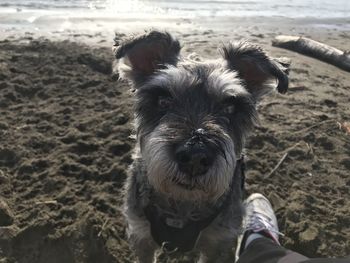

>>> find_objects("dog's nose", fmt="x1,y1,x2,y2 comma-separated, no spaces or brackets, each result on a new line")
175,143,214,176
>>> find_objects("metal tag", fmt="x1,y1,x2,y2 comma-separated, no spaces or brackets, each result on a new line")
165,217,184,229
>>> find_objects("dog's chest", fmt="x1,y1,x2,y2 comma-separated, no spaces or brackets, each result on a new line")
143,192,227,252
149,196,216,224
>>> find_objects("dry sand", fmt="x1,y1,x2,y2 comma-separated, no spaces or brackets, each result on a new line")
0,17,349,262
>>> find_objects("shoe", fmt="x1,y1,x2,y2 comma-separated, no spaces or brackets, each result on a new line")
235,193,284,261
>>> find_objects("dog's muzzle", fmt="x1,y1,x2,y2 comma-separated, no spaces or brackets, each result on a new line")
175,130,215,177
144,156,246,253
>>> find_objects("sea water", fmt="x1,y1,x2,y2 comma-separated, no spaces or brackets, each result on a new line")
0,0,348,33
0,0,349,18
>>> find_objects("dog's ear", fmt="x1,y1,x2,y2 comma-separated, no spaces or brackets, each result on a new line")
113,30,181,86
221,41,290,100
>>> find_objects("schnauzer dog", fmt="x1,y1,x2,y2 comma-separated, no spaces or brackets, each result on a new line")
114,31,289,263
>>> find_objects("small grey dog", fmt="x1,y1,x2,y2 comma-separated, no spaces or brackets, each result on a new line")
114,31,289,263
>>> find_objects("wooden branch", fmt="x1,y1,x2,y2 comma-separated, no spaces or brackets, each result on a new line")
295,120,335,134
265,152,288,179
272,35,350,72
264,142,302,178
98,219,109,237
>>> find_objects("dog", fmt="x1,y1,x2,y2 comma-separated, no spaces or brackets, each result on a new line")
113,30,289,263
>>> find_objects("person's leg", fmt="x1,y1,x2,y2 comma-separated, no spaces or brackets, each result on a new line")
235,194,349,263
236,193,309,263
238,237,350,263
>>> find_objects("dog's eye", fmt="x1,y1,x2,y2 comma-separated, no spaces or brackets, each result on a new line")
223,105,235,115
158,96,173,111
221,96,236,115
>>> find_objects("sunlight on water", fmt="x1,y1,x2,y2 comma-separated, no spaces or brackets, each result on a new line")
0,0,349,34
0,0,349,18
103,0,150,12
90,0,164,15
91,0,349,18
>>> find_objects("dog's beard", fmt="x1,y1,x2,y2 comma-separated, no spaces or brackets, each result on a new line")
142,129,236,203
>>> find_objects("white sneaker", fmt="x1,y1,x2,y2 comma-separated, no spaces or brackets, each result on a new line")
235,193,284,261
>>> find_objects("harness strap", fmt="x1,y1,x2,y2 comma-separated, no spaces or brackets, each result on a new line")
144,204,218,252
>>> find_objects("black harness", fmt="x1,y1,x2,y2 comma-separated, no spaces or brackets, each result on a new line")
143,157,246,253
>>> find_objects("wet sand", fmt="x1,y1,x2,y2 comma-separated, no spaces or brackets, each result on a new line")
0,18,349,262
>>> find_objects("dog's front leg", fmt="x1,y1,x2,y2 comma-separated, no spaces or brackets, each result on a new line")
197,241,233,263
126,215,157,263
196,225,237,263
124,170,157,263
128,231,157,263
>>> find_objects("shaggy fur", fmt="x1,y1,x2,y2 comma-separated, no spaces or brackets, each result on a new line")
114,30,289,263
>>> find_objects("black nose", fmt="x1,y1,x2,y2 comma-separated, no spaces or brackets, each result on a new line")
175,142,214,176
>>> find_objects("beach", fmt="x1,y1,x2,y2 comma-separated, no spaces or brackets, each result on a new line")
0,1,349,262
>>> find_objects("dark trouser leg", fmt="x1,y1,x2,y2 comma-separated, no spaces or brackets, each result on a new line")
236,237,349,263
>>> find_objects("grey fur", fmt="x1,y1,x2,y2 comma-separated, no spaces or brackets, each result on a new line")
115,30,289,263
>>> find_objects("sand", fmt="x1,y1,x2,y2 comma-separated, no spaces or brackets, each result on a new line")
0,17,349,262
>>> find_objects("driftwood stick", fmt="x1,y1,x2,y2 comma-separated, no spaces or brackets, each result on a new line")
265,153,288,178
272,35,350,72
295,120,335,134
265,142,302,178
98,219,109,237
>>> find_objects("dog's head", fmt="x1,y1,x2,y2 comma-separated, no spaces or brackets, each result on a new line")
114,31,289,202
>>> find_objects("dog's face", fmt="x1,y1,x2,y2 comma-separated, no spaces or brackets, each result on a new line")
114,31,289,202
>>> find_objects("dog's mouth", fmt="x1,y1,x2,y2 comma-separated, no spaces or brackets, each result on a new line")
171,177,201,191
176,181,195,190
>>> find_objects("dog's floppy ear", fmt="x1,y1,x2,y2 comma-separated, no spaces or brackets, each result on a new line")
221,41,290,100
113,30,181,86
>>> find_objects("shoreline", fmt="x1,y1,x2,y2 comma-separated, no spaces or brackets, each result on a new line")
1,15,349,49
